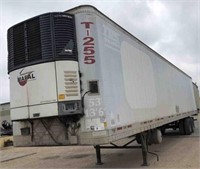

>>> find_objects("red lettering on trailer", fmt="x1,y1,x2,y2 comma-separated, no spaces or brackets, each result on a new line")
81,22,95,64
83,37,94,45
81,22,93,29
86,30,89,36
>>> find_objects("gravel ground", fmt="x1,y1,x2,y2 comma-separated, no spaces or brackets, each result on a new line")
1,115,199,169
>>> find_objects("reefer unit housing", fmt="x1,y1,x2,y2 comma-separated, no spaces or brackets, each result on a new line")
8,12,82,121
8,5,197,147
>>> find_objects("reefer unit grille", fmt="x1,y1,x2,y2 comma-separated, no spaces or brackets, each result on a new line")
54,14,78,59
13,24,26,66
64,71,79,97
26,18,42,62
7,12,77,73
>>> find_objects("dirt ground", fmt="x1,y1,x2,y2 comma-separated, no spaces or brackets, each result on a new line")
1,115,200,169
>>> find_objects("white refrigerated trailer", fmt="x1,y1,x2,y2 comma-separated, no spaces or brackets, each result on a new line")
8,5,198,165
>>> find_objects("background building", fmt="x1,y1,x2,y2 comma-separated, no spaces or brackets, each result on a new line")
0,102,11,125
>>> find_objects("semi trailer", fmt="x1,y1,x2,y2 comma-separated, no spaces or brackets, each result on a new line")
7,5,199,165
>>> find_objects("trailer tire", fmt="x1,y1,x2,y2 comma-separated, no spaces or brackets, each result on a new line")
150,129,162,144
161,128,166,135
179,120,185,135
136,134,141,144
184,118,192,135
189,117,195,133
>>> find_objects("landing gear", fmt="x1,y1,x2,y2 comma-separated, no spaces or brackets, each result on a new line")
95,145,103,165
140,132,149,166
94,132,159,166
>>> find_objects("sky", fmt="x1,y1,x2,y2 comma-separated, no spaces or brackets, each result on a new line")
0,0,200,103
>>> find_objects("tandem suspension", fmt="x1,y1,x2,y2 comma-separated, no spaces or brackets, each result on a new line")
94,132,159,166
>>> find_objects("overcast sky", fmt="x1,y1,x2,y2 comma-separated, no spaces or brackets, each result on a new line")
0,0,199,103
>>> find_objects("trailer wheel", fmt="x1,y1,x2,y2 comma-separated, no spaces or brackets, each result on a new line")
189,117,195,133
179,120,185,135
136,134,141,144
161,128,166,135
149,129,162,144
184,118,192,135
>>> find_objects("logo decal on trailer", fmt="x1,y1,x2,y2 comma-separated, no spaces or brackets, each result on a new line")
17,69,36,86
